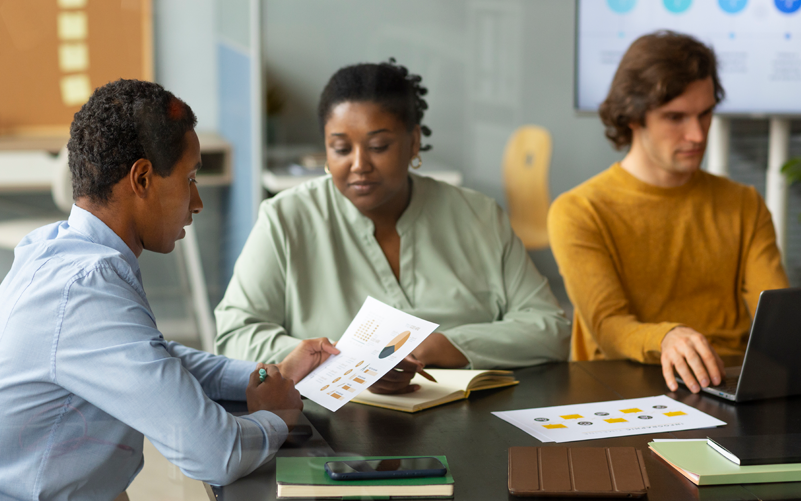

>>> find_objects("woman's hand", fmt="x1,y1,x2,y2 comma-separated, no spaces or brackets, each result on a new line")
412,332,468,368
368,355,424,394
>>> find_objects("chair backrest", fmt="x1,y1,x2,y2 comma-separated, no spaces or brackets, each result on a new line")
52,147,73,213
502,126,552,250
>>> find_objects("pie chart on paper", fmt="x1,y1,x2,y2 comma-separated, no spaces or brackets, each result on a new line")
378,331,411,359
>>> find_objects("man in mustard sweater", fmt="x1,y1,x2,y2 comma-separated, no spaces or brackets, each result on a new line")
548,31,788,394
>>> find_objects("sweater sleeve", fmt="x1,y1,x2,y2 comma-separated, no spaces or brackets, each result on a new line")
741,189,789,316
548,194,679,363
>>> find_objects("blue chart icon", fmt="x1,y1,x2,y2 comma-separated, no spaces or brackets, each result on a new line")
719,0,748,13
664,0,692,13
775,0,801,14
607,0,636,13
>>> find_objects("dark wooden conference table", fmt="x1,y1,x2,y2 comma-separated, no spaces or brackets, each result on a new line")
208,360,801,500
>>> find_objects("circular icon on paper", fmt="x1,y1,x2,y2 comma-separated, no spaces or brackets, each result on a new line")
719,0,747,13
595,412,610,416
638,415,653,420
534,417,549,422
607,0,636,13
332,377,340,383
344,369,352,375
653,405,667,409
664,0,692,13
578,421,594,426
320,385,329,391
775,0,801,13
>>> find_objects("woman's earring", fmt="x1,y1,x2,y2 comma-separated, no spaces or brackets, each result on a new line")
410,154,422,169
324,162,330,175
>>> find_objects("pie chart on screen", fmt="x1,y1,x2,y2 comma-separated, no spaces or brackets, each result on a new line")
379,331,411,359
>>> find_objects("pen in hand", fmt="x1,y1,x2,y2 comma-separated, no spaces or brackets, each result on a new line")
417,367,437,383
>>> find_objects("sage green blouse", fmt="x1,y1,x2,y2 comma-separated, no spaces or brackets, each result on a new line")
215,174,570,369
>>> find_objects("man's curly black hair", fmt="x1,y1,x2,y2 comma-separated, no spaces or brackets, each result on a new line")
317,58,432,151
67,79,197,204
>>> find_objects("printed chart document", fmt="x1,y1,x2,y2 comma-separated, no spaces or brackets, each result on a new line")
295,297,438,411
493,395,725,443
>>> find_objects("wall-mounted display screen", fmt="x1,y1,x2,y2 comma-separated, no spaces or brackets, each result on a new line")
576,0,801,115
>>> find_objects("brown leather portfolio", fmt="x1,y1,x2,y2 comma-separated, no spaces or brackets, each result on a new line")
508,447,650,498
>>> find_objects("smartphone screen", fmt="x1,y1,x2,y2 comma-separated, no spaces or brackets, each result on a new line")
325,457,446,480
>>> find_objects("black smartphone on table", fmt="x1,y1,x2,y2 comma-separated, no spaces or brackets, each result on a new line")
324,457,446,480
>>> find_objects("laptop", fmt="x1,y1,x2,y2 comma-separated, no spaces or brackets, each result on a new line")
677,288,801,403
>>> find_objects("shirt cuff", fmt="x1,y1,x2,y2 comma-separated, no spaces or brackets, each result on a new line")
242,410,289,458
221,358,259,401
642,322,683,363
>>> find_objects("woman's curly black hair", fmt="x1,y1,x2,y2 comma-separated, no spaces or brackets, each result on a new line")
317,58,432,151
67,79,197,204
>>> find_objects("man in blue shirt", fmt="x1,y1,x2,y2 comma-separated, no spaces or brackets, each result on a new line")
0,80,339,500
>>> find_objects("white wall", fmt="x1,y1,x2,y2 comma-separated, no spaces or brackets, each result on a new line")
153,0,218,132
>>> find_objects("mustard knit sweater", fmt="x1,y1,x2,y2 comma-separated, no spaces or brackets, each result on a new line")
548,163,789,363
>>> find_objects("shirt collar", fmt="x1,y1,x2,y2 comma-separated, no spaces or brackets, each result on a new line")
67,205,141,278
329,173,427,236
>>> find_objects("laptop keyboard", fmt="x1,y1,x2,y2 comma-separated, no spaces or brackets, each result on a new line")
708,377,739,394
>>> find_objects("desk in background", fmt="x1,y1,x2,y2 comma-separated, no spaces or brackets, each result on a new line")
0,132,232,191
210,360,801,501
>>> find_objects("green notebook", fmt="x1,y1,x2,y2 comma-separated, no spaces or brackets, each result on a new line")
649,440,801,486
276,456,454,499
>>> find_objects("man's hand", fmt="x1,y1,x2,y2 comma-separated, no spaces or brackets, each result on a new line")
277,338,340,384
246,363,303,429
661,326,725,393
368,355,423,395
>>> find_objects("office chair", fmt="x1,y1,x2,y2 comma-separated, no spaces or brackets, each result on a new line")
0,148,216,352
502,126,553,250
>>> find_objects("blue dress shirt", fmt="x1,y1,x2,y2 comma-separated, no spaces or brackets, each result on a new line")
0,206,288,500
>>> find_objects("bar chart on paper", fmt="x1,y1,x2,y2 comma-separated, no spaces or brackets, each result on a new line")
296,297,439,411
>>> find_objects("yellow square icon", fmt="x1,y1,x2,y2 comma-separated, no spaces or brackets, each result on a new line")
560,414,583,420
664,411,686,417
543,424,567,429
604,418,627,424
620,408,642,414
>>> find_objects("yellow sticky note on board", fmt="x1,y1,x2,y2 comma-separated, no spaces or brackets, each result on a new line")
58,43,88,72
664,411,686,417
58,0,87,7
605,418,627,423
560,414,583,420
60,74,91,106
620,408,642,414
543,424,567,429
58,11,87,40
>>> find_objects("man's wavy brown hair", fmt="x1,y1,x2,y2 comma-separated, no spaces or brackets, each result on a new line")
599,30,725,150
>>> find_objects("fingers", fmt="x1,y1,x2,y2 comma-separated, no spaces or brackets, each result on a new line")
688,336,722,386
248,367,262,387
394,355,423,373
673,356,700,393
369,383,420,395
661,355,679,392
319,338,340,355
683,348,711,389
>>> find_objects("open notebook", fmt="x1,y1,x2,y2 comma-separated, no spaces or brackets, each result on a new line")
351,369,518,413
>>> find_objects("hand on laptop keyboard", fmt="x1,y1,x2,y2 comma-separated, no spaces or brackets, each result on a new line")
661,326,725,393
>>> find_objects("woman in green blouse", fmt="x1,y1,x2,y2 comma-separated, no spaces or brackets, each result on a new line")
215,60,570,394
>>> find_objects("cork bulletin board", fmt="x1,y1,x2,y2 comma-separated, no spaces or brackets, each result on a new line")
0,0,152,136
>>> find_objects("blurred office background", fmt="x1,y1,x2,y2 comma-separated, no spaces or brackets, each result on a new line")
1,0,800,498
